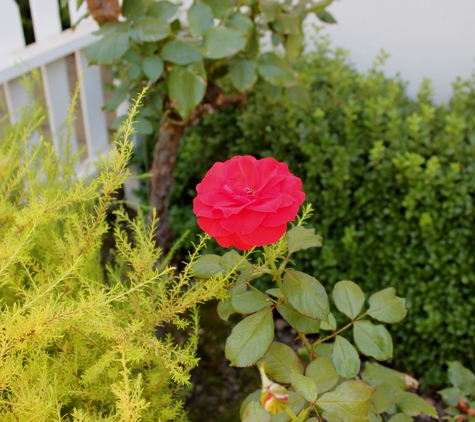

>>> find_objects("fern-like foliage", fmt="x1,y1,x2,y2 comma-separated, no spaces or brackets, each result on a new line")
0,86,234,421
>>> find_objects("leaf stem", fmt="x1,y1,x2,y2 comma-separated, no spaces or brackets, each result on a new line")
263,245,285,294
312,314,366,350
285,407,300,422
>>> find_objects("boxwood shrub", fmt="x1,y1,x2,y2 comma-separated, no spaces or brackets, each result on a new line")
169,39,475,386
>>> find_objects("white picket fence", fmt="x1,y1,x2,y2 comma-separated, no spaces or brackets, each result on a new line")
0,0,116,174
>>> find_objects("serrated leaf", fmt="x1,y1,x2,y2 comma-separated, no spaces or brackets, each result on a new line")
388,414,412,422
201,0,233,19
277,303,320,334
146,1,178,21
132,16,170,42
282,269,329,320
354,320,393,361
202,26,248,59
333,280,365,320
226,12,254,34
448,361,475,394
243,401,272,422
161,39,202,65
192,254,223,278
217,284,247,321
230,59,258,92
225,308,274,367
291,371,317,403
320,313,337,331
259,0,281,22
361,362,407,392
258,342,302,384
332,335,360,379
305,357,339,394
232,291,271,314
367,288,407,324
317,380,375,422
395,392,438,417
273,12,301,35
258,53,296,87
142,55,164,83
287,226,322,254
187,1,214,37
437,387,462,407
220,250,247,270
372,382,396,414
133,116,153,135
168,61,207,118
85,32,130,65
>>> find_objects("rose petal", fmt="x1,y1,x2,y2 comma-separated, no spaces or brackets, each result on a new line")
261,203,301,227
193,197,224,218
246,194,282,213
220,209,266,234
225,156,260,189
215,233,254,250
197,217,232,237
196,174,225,194
239,224,287,246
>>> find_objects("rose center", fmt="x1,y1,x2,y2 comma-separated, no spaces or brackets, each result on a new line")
244,187,255,195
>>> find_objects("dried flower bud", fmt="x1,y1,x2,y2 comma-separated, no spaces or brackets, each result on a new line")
86,0,120,22
404,374,420,389
259,362,289,414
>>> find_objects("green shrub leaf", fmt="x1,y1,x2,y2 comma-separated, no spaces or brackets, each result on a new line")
316,10,337,24
282,269,329,320
131,16,170,42
133,116,153,135
258,342,302,384
305,357,339,394
230,59,258,92
225,308,274,367
187,1,214,37
388,414,413,422
273,12,301,35
290,370,317,403
437,387,462,407
354,320,393,361
146,1,178,21
226,12,254,34
161,39,202,65
372,382,396,414
287,84,310,108
361,362,407,392
395,392,438,417
258,53,296,87
201,0,233,19
317,380,374,422
332,335,360,379
142,55,164,83
287,226,322,254
332,280,365,320
231,291,271,314
259,0,281,22
447,361,475,394
276,303,320,334
320,313,337,331
367,288,407,324
242,402,271,422
191,254,223,278
86,33,130,65
202,27,248,59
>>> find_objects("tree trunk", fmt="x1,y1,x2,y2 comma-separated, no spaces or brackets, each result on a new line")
149,120,184,251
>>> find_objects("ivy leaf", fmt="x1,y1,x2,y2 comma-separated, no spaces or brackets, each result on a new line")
86,33,130,65
230,59,258,92
258,53,296,87
287,226,322,254
332,335,360,379
259,0,281,22
258,342,302,384
395,392,438,417
333,280,365,320
225,308,274,367
367,288,407,324
142,55,164,83
168,61,207,119
447,361,475,394
187,1,214,37
231,291,272,314
276,303,320,334
242,402,271,422
353,320,393,361
317,380,375,422
191,254,223,278
131,16,170,42
161,39,202,65
202,27,248,59
146,1,178,21
282,269,329,320
290,370,318,403
305,357,339,394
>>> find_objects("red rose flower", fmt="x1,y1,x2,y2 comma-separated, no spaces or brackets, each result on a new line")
193,156,305,250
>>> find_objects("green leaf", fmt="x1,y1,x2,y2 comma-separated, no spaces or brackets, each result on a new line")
305,357,339,394
372,382,396,414
290,370,317,403
287,226,322,254
361,362,407,392
146,1,178,21
273,12,301,35
191,254,223,278
258,342,302,384
202,26,248,59
282,269,329,320
304,0,333,14
85,33,130,65
277,303,320,334
387,414,412,422
333,280,365,320
332,335,360,379
285,34,304,61
122,0,145,19
287,84,310,108
226,12,254,34
124,48,141,64
168,61,207,118
266,288,281,299
353,320,393,361
187,1,214,37
201,0,233,19
320,313,337,331
217,284,247,321
127,63,141,80
317,380,375,422
258,53,296,87
448,361,475,394
105,81,130,112
395,391,438,417
316,10,337,24
110,114,127,130
437,386,462,407
229,59,258,92
367,288,407,324
225,308,274,367
259,0,281,22
142,55,164,83
315,343,333,359
161,39,202,65
133,116,153,135
132,17,170,42
231,291,271,314
242,402,271,422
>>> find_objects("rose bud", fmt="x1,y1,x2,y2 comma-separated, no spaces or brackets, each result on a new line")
259,362,289,414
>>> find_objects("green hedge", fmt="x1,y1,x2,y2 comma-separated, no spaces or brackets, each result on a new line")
169,40,475,386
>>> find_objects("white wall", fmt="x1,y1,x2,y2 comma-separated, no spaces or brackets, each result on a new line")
313,0,475,104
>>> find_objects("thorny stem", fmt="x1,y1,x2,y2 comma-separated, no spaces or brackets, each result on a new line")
298,332,314,358
312,314,367,350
